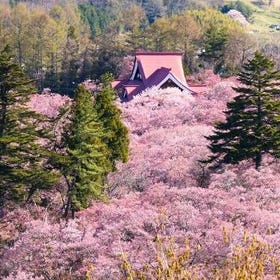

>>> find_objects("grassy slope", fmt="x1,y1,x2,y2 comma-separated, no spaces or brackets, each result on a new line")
226,0,280,32
252,7,280,31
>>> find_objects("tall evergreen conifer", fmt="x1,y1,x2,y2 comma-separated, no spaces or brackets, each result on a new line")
60,85,110,218
0,46,58,205
205,51,280,170
95,73,129,171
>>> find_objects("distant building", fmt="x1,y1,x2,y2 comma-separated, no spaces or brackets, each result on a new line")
112,51,195,100
269,23,280,30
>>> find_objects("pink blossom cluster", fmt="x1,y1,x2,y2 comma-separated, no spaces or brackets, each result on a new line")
1,76,279,279
117,55,135,80
1,173,279,279
227,9,249,26
28,92,70,118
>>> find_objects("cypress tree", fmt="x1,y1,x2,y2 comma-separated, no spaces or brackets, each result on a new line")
95,73,129,171
205,51,280,170
0,46,58,205
59,85,110,218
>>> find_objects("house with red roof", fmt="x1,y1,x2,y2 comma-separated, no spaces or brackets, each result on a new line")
113,51,196,100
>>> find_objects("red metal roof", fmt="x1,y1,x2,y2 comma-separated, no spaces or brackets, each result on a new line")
134,51,187,87
114,51,196,100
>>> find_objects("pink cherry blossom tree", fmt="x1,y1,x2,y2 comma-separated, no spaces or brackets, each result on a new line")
1,76,279,279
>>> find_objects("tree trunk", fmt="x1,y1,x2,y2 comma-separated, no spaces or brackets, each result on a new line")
256,94,263,170
255,152,262,170
63,176,75,219
0,90,7,154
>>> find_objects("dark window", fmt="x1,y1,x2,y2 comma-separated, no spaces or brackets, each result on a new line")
161,79,179,89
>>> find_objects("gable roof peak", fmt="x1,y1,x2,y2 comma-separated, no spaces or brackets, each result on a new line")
114,50,199,100
135,50,184,56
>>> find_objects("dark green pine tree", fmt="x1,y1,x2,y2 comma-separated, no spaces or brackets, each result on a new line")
205,51,280,170
203,23,227,72
60,85,111,218
95,73,129,171
0,46,59,205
